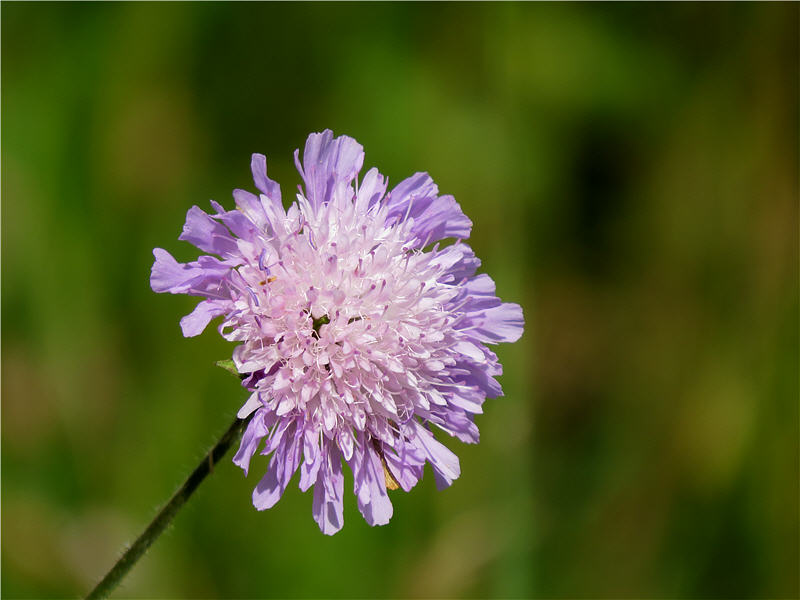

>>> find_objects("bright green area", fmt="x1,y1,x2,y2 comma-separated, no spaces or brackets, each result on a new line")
2,3,797,598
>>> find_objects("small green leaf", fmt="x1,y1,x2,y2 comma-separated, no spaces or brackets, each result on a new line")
215,359,238,376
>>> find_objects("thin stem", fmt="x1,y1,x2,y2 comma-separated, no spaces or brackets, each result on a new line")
86,415,249,600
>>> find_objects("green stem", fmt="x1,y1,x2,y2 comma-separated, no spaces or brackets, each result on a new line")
86,415,249,600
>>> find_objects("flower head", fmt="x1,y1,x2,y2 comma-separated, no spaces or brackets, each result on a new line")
151,130,524,534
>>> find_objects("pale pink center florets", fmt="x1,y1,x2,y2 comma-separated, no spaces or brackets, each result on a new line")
222,191,461,460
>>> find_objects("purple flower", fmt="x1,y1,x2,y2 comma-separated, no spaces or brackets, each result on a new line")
151,130,524,534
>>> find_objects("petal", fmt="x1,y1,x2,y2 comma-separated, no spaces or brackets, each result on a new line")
355,446,393,526
253,421,302,510
455,274,524,344
179,206,239,257
446,392,485,415
232,187,286,238
233,189,269,232
453,340,486,362
211,201,260,241
434,243,480,283
237,392,263,419
413,194,472,245
354,167,387,213
250,153,282,205
411,421,461,490
233,408,271,475
253,462,282,510
261,416,292,456
382,441,425,492
384,172,472,246
180,299,230,337
296,130,364,209
465,302,525,344
150,248,190,293
462,274,502,310
150,248,232,295
453,359,504,399
421,406,481,443
312,445,344,535
299,428,322,492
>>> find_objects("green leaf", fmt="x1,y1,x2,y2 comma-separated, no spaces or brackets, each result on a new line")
215,359,238,376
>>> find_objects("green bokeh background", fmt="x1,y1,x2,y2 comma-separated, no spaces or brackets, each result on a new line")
2,3,797,598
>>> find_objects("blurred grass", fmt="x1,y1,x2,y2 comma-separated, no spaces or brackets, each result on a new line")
2,3,797,598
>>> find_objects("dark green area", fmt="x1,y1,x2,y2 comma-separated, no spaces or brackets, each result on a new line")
312,313,330,339
2,3,797,598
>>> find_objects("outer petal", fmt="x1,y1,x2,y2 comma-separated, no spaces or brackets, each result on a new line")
359,447,394,526
237,391,263,419
455,274,524,344
433,243,480,283
384,172,472,246
180,299,230,337
250,153,282,205
150,248,231,295
382,439,426,492
347,437,394,526
461,274,501,310
233,408,272,475
463,302,525,344
295,130,364,209
354,167,387,214
313,444,344,535
210,200,260,242
233,189,269,233
151,248,190,293
410,421,461,490
453,358,504,399
253,421,303,510
179,206,239,257
299,427,322,492
421,405,481,444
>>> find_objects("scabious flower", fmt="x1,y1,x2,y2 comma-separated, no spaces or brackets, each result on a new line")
151,130,523,534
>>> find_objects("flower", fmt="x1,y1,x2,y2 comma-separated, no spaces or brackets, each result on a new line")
151,130,524,534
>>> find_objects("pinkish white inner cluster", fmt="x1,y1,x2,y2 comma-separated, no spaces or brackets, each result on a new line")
230,185,477,455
